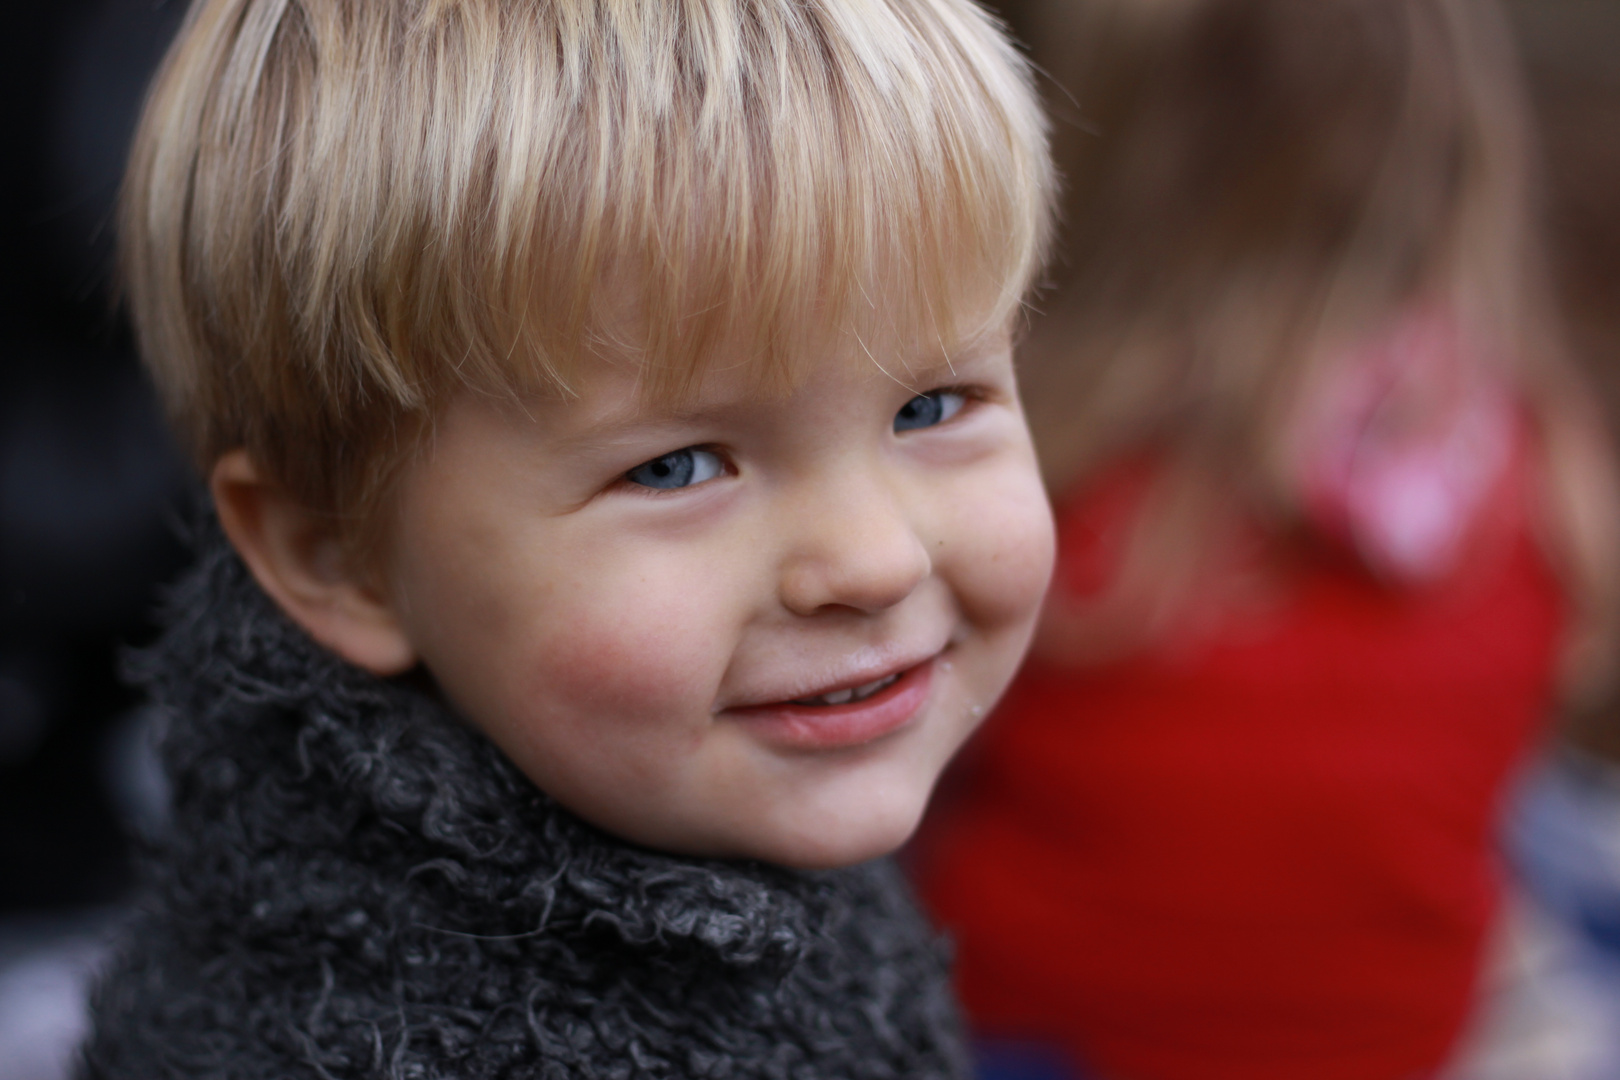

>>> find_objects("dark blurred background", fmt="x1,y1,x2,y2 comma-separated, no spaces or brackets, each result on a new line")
0,0,190,918
1515,1,1620,423
1,4,190,1069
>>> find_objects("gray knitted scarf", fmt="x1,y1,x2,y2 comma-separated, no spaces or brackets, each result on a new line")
80,520,969,1079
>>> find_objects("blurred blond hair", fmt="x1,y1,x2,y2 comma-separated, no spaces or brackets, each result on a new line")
1018,0,1620,701
121,0,1054,545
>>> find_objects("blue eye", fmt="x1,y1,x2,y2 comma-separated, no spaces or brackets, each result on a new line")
625,447,725,490
894,390,966,433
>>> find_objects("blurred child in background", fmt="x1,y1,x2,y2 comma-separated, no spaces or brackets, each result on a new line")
913,0,1620,1076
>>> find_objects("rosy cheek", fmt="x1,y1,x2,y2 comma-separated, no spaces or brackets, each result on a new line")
947,474,1055,628
524,588,723,726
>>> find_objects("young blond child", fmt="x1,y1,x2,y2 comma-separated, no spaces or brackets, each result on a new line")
82,1,1056,1075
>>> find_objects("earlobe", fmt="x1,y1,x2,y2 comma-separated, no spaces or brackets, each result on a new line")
210,451,419,677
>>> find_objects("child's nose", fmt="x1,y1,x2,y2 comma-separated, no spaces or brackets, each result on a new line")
776,476,932,617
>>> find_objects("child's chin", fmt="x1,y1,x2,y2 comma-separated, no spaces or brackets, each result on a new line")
744,799,928,870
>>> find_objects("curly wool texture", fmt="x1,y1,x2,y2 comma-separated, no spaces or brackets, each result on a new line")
81,522,969,1079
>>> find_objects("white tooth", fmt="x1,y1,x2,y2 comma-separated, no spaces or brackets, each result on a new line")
855,678,886,697
824,689,854,705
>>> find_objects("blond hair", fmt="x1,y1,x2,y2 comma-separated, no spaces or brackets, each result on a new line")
122,0,1054,533
1018,0,1620,698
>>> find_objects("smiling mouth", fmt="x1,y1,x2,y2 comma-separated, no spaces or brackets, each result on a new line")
727,660,935,751
791,673,902,707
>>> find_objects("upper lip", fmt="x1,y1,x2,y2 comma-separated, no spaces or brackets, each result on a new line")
719,647,942,711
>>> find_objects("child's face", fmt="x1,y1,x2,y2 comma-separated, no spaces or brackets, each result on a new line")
382,322,1053,867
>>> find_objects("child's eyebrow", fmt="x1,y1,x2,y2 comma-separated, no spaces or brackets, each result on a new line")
540,329,1015,451
899,327,1012,382
544,401,746,454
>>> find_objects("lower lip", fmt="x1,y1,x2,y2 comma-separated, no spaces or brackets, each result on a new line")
725,660,935,751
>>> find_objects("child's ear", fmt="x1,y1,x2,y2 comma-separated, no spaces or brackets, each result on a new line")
211,450,418,677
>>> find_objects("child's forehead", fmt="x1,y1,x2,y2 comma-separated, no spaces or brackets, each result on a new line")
524,313,1013,434
560,255,1020,381
640,309,1010,403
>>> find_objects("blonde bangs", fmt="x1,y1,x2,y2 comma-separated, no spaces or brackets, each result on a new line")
122,0,1052,517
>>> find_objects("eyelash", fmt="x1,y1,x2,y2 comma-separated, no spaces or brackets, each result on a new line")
618,444,731,495
901,385,983,427
614,384,988,494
